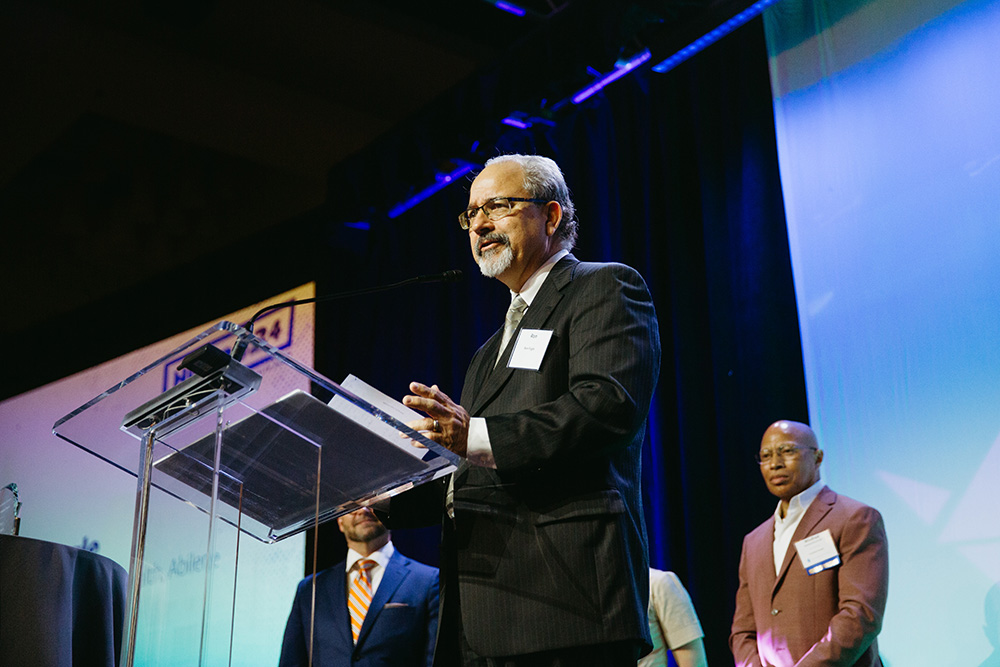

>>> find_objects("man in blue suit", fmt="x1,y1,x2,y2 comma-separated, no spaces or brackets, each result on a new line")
279,508,439,667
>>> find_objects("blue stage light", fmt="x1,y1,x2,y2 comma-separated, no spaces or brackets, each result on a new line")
494,1,526,17
571,49,652,104
651,0,782,74
501,116,531,129
386,162,479,219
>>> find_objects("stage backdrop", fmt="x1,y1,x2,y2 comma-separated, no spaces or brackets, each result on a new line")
0,284,314,665
765,0,1000,664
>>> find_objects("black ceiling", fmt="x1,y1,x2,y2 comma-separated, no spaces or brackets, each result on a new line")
0,0,755,399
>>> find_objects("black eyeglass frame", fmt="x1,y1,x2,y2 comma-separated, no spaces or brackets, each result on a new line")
755,444,817,465
458,196,549,230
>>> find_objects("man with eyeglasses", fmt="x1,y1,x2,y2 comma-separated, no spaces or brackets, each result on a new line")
392,154,661,666
730,420,889,667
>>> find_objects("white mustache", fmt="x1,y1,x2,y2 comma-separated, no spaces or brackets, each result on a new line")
477,233,509,256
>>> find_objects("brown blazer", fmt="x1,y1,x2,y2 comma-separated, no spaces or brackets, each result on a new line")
730,486,889,667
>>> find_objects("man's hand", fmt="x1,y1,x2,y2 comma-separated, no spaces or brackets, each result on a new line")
403,382,471,457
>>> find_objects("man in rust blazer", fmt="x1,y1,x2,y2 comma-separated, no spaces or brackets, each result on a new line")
730,420,889,667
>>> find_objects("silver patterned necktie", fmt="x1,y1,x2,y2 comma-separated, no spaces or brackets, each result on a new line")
496,295,528,366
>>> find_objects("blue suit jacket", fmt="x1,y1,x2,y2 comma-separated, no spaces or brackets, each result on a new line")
279,549,439,667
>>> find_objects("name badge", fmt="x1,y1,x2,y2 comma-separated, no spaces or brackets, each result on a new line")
794,529,841,575
508,329,553,371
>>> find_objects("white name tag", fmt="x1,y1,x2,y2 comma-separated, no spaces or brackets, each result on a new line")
795,529,841,575
508,329,553,371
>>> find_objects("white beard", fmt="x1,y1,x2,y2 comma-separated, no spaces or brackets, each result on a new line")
476,242,513,278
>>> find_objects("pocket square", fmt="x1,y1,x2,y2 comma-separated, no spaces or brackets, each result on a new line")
382,602,410,608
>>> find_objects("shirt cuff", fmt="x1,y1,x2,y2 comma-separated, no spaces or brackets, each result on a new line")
466,417,496,468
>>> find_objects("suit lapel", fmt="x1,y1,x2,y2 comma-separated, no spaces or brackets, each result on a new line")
773,486,835,594
318,566,352,650
464,332,502,409
355,553,409,648
750,520,778,602
469,255,574,416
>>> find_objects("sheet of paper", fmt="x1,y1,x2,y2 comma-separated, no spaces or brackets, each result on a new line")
339,375,424,424
328,374,428,460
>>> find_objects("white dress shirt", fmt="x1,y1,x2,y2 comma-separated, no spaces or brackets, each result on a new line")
344,540,395,595
771,478,823,575
465,249,570,469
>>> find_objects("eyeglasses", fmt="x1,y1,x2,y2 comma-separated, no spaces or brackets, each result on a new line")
755,444,815,465
458,196,548,230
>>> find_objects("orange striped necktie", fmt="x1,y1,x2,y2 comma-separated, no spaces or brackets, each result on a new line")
348,559,376,643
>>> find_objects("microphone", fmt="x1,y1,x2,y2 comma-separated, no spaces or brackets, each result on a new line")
231,269,464,360
416,269,463,284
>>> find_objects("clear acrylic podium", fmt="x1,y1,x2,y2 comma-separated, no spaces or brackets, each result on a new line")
52,321,458,666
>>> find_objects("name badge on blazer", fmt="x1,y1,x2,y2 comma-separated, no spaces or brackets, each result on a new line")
508,329,553,370
794,529,841,575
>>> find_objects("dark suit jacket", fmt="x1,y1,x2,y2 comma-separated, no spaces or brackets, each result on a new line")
730,486,889,667
279,549,439,667
390,255,661,659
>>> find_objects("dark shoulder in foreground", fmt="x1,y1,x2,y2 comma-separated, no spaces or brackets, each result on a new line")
569,259,646,280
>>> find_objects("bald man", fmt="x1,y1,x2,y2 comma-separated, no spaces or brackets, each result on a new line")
730,421,889,667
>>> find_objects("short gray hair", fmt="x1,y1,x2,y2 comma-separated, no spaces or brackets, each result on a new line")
484,154,578,251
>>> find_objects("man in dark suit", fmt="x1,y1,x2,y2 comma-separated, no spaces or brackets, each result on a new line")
279,508,439,667
730,420,889,667
398,154,661,666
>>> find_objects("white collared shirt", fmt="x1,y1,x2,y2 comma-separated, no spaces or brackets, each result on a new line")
515,248,569,309
772,479,823,575
344,540,395,595
465,249,570,469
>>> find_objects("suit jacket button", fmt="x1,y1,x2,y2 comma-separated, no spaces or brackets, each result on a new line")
771,608,779,615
